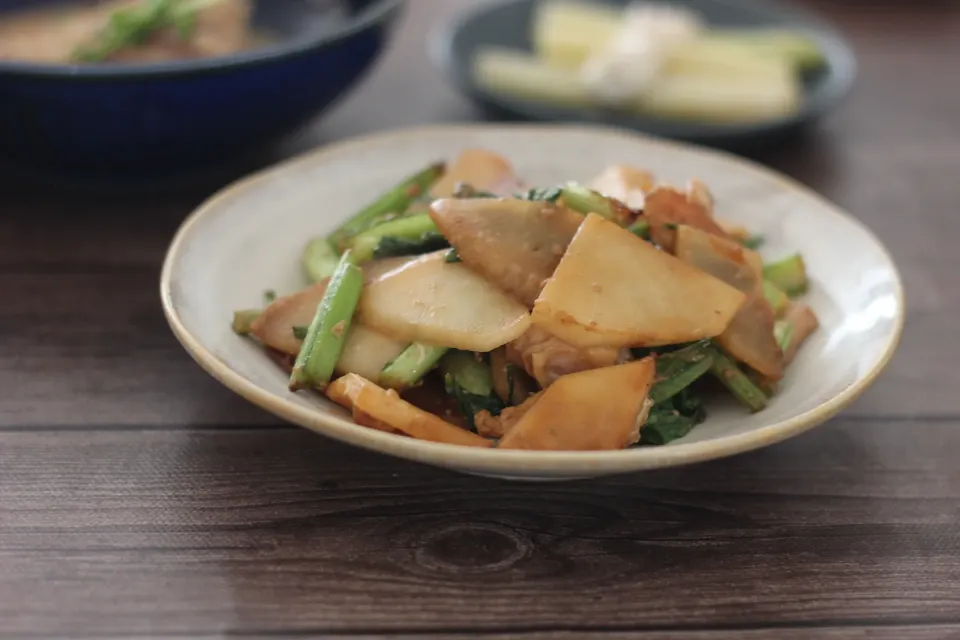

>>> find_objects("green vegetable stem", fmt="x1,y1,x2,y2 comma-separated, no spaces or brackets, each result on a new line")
328,163,445,248
346,214,447,263
289,250,364,391
380,343,449,390
439,351,505,429
707,345,768,412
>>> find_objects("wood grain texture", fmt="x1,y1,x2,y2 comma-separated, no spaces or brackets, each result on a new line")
1,421,959,637
1,0,959,638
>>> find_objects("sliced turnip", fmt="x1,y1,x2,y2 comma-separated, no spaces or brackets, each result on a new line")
357,251,531,352
499,358,655,451
532,214,746,348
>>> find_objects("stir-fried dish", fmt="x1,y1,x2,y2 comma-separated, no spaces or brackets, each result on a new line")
474,0,827,125
0,0,256,64
233,149,819,451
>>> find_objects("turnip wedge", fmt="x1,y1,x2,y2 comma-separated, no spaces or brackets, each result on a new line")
327,374,492,448
674,225,783,379
532,214,746,349
249,257,412,356
499,357,656,451
357,251,531,352
429,197,583,306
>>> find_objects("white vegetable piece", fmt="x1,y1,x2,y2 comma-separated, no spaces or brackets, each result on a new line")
499,357,656,451
334,325,408,382
580,2,704,105
357,251,532,352
532,213,746,348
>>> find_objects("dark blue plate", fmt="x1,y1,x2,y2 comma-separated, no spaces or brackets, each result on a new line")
0,0,403,182
432,0,856,148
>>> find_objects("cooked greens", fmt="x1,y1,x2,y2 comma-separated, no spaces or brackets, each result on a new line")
233,149,818,451
440,351,505,430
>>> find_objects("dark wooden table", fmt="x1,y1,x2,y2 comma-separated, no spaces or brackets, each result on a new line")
3,1,959,638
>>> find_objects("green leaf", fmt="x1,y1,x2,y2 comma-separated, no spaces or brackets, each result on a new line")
372,232,449,259
640,388,706,446
648,340,713,404
518,187,563,202
440,351,505,430
627,219,651,239
443,374,505,430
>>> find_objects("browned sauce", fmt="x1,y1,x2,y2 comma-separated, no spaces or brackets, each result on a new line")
0,0,260,64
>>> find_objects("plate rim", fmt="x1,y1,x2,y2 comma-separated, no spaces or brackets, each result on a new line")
160,122,904,477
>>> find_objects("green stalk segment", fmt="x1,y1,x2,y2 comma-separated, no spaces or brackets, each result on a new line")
231,309,261,335
648,340,714,404
302,237,341,283
439,351,505,429
559,183,634,224
763,253,808,297
627,218,651,239
346,213,446,263
379,343,449,390
774,320,795,353
707,345,768,412
289,250,364,391
763,279,790,316
328,163,445,247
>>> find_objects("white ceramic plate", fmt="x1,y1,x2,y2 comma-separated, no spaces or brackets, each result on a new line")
161,124,903,480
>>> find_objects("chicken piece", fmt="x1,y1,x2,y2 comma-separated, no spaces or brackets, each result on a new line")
489,347,538,405
474,392,544,439
327,374,492,448
686,179,715,214
674,225,783,379
716,218,752,242
506,325,627,388
430,148,522,197
645,182,730,251
589,164,656,209
781,302,819,366
499,358,656,451
0,2,113,62
429,197,584,306
110,0,254,63
0,0,254,64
